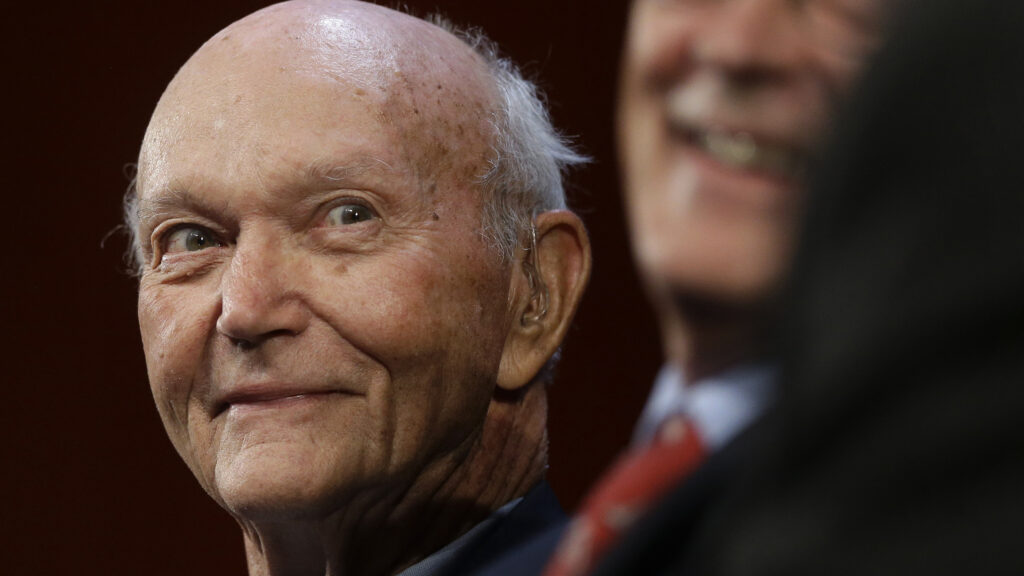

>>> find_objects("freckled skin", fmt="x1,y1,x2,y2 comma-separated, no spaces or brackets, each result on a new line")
133,2,584,575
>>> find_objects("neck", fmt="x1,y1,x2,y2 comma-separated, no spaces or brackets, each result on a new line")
659,290,773,383
239,384,549,576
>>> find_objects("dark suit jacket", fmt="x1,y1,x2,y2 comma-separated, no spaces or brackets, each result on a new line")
472,422,767,576
437,481,566,576
593,0,1024,574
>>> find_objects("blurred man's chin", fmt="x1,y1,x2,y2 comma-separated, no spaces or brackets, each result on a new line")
637,230,789,306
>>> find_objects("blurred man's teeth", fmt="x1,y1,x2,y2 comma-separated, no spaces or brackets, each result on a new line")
681,128,799,177
702,131,758,169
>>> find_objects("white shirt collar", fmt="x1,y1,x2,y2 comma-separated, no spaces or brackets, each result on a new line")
632,363,775,452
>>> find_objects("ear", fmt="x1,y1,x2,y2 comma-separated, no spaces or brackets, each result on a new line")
497,210,592,391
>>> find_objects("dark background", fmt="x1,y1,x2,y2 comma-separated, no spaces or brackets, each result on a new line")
4,1,659,573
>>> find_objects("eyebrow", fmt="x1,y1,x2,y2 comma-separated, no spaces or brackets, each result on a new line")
136,187,217,224
303,157,396,187
136,156,401,225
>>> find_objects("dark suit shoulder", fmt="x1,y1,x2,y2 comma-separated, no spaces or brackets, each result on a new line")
445,481,567,576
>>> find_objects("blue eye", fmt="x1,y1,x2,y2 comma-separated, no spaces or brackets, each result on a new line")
326,203,377,226
165,226,221,253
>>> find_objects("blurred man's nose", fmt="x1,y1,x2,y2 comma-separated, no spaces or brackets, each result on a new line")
216,229,311,348
695,0,803,81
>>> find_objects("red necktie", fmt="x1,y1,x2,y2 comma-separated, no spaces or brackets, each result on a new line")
543,414,706,576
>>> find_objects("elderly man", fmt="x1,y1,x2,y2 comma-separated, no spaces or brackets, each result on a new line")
126,1,590,575
509,2,886,575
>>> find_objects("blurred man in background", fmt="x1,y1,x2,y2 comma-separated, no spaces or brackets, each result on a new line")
540,2,885,575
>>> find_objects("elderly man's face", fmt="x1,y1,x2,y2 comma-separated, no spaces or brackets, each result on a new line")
135,19,513,518
620,0,881,302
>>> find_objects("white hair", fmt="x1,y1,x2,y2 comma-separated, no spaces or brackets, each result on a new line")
123,13,586,272
434,17,589,261
123,173,140,274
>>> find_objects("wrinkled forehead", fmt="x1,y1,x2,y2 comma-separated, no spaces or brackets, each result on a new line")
139,0,496,195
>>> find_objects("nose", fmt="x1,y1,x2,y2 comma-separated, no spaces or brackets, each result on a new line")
696,0,803,79
216,232,311,348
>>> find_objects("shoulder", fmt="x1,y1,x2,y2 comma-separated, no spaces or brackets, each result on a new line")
446,481,569,576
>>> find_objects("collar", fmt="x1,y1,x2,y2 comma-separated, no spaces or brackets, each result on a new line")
396,496,524,576
631,363,775,452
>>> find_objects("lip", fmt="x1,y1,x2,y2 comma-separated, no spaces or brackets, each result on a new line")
212,384,353,416
663,81,809,183
658,122,803,213
667,121,804,184
664,76,811,142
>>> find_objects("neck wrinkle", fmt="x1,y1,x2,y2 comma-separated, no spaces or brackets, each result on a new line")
239,383,549,576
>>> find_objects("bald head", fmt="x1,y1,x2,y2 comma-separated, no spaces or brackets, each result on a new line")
202,0,461,88
140,0,496,234
130,0,583,269
128,4,591,574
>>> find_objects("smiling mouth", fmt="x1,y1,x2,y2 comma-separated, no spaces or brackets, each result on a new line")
670,123,803,181
214,389,347,416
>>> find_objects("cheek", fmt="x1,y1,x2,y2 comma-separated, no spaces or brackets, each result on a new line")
138,280,217,441
619,105,666,199
619,15,701,207
313,244,510,443
623,5,700,87
331,251,508,371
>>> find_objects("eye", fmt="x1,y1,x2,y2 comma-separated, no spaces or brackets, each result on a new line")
326,203,378,226
165,226,222,254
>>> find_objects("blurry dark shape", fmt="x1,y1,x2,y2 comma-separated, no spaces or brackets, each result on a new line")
695,0,1024,573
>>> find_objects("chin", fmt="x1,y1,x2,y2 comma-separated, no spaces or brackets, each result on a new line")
637,219,791,306
208,442,366,522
